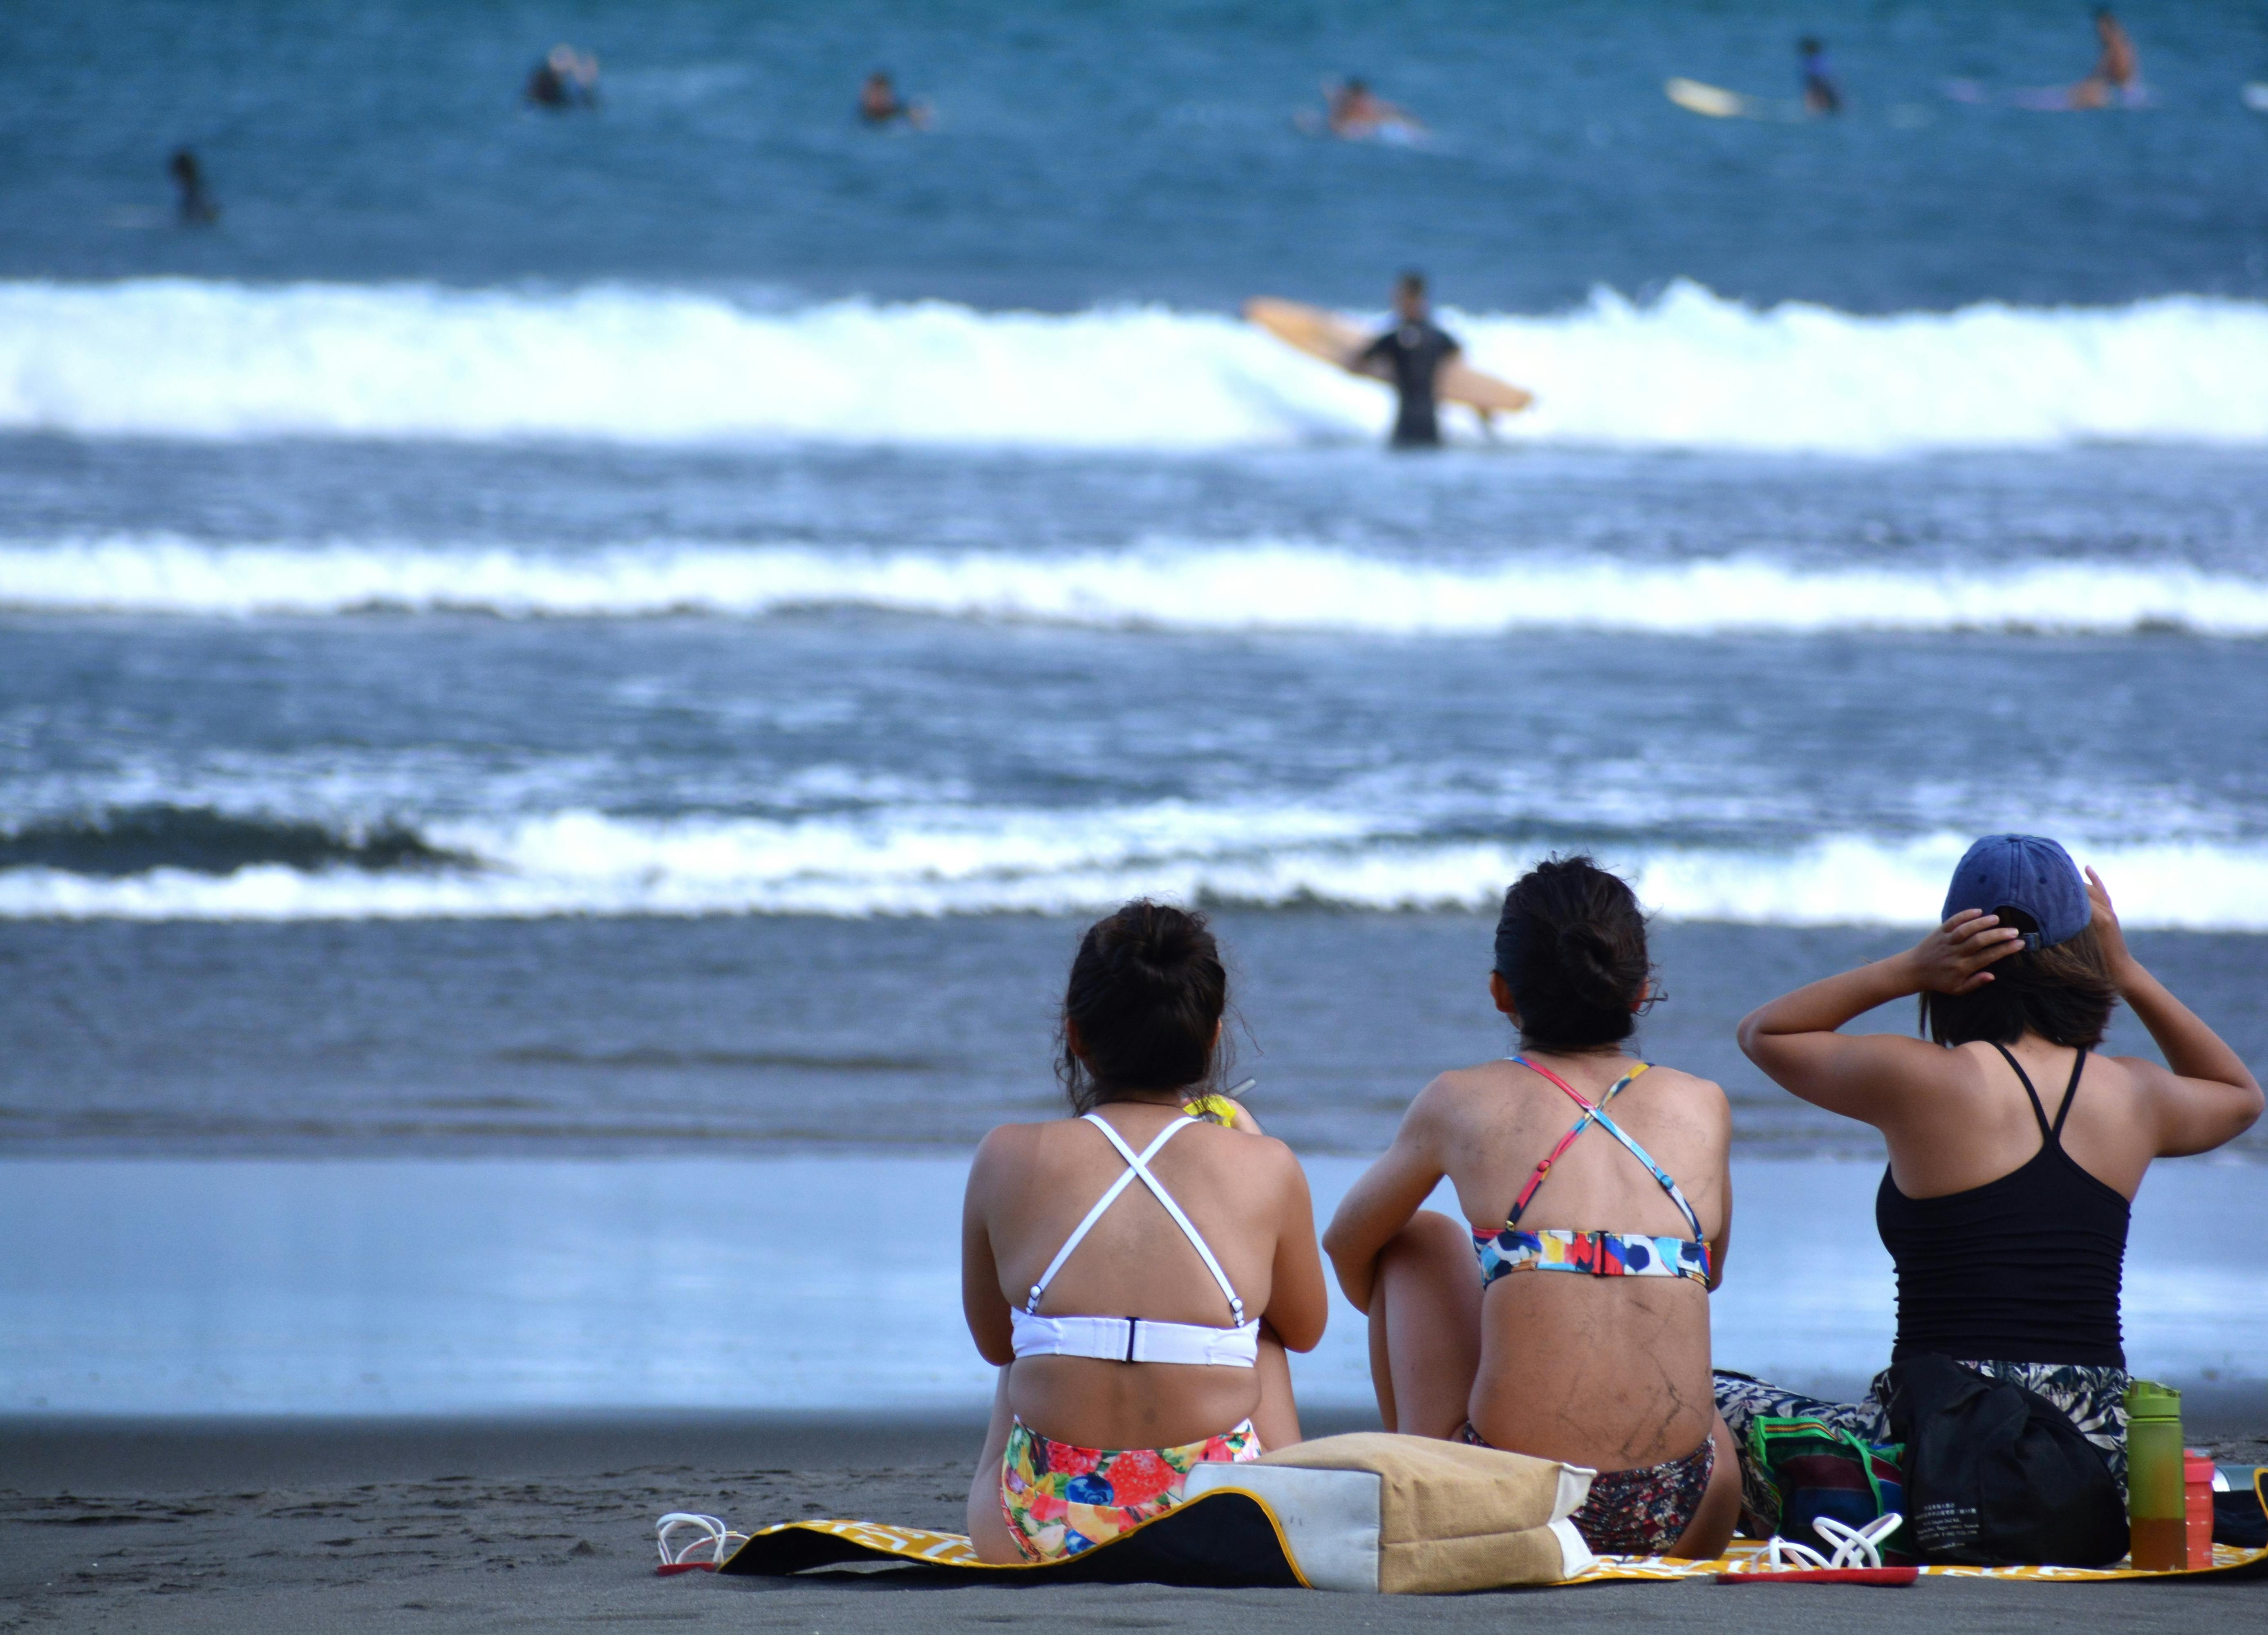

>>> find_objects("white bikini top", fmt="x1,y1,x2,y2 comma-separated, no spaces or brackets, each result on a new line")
1009,1112,1262,1368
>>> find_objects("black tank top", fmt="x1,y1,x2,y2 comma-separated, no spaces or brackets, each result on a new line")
1875,1045,2129,1367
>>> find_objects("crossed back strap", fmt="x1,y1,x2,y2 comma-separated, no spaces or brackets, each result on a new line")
1504,1057,1704,1241
1023,1113,1245,1326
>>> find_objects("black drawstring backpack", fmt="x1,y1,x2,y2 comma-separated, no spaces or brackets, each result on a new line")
1885,1353,2128,1567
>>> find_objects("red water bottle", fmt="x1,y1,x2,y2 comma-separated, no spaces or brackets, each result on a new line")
2184,1453,2216,1570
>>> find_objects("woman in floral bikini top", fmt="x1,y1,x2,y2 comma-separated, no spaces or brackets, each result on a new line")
1324,855,1742,1559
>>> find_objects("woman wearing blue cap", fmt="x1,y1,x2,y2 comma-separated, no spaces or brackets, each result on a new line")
1714,835,2259,1539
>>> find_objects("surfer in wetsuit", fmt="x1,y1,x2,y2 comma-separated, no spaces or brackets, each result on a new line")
169,148,218,225
1358,273,1460,448
1799,38,1841,115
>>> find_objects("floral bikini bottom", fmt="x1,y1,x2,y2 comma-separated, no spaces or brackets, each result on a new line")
1000,1416,1262,1561
1455,1420,1715,1556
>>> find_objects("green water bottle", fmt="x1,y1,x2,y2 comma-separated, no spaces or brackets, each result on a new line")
2125,1379,2185,1570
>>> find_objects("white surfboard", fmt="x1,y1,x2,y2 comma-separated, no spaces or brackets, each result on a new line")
1666,77,1760,119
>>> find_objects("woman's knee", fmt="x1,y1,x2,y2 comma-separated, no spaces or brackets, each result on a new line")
1379,1209,1472,1272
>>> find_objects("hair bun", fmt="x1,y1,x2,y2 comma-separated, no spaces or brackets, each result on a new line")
1058,900,1230,1111
1491,854,1652,1051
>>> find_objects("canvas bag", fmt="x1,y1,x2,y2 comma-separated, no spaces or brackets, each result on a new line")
1747,1414,1916,1564
1885,1353,2128,1567
1187,1431,1595,1592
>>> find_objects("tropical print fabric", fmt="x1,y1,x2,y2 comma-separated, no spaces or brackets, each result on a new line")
1714,1362,2129,1536
1000,1417,1260,1561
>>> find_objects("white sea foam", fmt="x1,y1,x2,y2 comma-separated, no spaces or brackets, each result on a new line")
4,278,2267,451
6,807,2268,927
8,535,2268,635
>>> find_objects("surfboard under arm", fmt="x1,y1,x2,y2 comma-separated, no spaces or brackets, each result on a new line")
1243,297,1534,417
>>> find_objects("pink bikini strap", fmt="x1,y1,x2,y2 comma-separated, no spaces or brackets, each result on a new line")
1504,1056,1650,1228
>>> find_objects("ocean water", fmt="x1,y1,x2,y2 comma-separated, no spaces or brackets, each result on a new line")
4,1,2266,1413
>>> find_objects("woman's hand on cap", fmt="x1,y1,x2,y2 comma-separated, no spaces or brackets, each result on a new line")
2083,866,2138,981
1904,908,2026,994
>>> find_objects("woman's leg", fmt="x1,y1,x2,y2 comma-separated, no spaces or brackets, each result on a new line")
1666,1412,1741,1559
1366,1210,1483,1438
964,1366,1022,1562
1249,1321,1303,1451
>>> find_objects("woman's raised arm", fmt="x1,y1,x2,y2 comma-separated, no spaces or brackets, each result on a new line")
2083,869,2263,1155
1735,911,2026,1124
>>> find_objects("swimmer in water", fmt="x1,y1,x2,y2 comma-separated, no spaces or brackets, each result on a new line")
169,148,218,225
1358,272,1461,449
859,70,931,128
1327,78,1422,140
2071,8,2138,108
1799,37,1841,116
526,44,599,109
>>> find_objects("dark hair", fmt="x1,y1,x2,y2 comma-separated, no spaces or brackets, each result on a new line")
1920,909,2118,1048
1057,900,1227,1112
1491,855,1652,1051
1397,270,1426,296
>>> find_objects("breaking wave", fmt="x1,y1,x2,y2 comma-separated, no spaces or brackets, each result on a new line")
5,278,2267,452
5,805,2267,927
7,535,2268,636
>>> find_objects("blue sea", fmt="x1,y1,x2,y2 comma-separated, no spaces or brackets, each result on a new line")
2,0,2265,1416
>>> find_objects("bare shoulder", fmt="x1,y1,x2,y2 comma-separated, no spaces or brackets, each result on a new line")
1191,1121,1305,1189
1640,1063,1731,1122
1412,1060,1509,1117
969,1118,1053,1178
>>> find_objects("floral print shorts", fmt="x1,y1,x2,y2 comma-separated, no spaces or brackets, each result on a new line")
999,1416,1261,1561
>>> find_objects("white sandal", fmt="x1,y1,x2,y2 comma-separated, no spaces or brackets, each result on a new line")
656,1512,749,1574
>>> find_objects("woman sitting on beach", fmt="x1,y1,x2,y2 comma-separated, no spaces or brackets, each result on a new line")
1322,856,1740,1558
960,900,1328,1562
1716,835,2261,1532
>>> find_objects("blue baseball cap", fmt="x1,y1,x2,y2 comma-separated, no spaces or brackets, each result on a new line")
1941,834,2091,949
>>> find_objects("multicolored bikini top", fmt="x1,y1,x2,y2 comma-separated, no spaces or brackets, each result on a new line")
1471,1057,1712,1287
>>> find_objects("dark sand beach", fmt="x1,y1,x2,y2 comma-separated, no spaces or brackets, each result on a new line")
6,1406,2263,1633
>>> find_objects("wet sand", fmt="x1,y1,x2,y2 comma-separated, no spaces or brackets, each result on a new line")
4,1408,2264,1632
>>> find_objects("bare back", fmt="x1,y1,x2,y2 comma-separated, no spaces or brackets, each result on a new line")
1427,1054,1731,1466
961,1102,1325,1449
1877,1039,2166,1203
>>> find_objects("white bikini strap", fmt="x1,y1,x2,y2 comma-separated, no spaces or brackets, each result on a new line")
1023,1114,1244,1325
1079,1113,1245,1325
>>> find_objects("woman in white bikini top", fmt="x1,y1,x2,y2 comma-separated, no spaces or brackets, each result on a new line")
959,901,1328,1563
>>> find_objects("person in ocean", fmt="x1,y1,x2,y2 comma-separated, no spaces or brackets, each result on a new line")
526,44,599,110
168,148,218,225
1326,78,1422,140
1714,835,2260,1534
1357,272,1461,450
2071,8,2140,108
858,70,930,128
1799,37,1841,116
1323,856,1742,1559
959,900,1328,1562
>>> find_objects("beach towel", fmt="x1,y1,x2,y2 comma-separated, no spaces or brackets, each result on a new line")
713,1431,1594,1592
690,1450,2268,1592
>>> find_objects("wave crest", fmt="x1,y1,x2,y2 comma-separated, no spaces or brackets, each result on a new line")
5,535,2267,636
5,278,2267,451
5,807,2266,928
